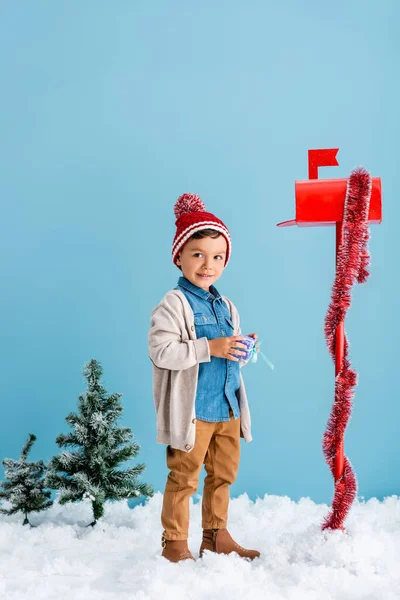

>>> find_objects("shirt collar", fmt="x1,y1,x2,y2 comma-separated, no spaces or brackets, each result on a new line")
178,276,221,301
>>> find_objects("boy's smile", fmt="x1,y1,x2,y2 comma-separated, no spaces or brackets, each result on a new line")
176,236,227,291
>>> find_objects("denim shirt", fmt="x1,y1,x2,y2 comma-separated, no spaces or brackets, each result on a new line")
174,276,240,422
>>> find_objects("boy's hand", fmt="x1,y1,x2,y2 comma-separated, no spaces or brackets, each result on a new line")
208,336,248,361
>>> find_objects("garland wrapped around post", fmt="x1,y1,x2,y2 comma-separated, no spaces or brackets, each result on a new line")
322,167,372,530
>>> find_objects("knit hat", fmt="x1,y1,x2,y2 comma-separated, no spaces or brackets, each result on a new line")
172,193,231,268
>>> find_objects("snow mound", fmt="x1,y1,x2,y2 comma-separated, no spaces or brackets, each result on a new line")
0,492,399,599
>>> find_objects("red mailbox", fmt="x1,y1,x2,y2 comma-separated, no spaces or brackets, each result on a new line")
277,149,382,531
278,177,382,227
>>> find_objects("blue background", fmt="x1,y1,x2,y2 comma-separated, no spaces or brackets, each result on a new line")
1,1,398,506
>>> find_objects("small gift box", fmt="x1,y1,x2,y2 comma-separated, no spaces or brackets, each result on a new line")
233,336,274,369
238,335,257,361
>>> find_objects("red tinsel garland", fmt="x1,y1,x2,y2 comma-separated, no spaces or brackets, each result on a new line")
322,167,372,531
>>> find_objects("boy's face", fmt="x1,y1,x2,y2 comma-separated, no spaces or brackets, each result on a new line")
176,235,227,291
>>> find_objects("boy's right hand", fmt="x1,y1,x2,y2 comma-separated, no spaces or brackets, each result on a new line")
208,336,247,361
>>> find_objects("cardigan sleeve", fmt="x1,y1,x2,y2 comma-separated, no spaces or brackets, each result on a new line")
148,300,211,371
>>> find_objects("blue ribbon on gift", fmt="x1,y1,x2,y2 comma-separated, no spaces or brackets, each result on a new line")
250,340,274,369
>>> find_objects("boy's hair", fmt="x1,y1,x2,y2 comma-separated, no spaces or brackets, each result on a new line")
177,228,221,271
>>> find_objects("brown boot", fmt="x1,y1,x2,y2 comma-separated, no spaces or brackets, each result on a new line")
199,528,260,560
161,532,195,563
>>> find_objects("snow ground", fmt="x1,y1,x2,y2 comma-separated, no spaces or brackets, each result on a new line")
0,492,399,600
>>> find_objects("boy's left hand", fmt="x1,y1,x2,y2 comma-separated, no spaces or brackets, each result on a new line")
247,333,260,353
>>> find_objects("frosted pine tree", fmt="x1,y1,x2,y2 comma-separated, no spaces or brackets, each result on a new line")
0,433,53,526
45,359,153,526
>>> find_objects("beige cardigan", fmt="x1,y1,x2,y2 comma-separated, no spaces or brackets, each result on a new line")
148,289,252,452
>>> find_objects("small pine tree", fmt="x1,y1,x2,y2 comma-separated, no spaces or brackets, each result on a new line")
45,359,153,526
0,434,53,526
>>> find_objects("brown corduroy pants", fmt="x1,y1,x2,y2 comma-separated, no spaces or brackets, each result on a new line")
161,409,241,540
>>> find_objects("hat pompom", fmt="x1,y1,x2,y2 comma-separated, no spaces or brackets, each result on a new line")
174,193,206,220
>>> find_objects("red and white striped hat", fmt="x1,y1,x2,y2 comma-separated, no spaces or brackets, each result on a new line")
172,193,231,268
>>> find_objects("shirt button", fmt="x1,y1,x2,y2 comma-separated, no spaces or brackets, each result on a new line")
185,444,192,451
191,325,194,331
192,418,197,424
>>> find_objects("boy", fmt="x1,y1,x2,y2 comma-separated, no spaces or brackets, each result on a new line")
148,193,260,563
